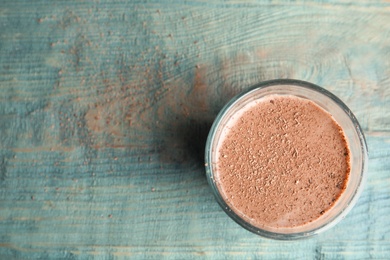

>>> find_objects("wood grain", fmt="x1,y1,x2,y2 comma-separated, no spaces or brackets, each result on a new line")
1,0,390,259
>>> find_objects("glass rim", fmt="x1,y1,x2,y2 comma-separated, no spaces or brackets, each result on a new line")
205,79,368,240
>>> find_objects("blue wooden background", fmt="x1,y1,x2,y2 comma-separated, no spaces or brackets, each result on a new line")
1,0,389,259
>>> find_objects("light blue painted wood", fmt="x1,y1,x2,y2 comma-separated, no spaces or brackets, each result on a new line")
0,0,389,259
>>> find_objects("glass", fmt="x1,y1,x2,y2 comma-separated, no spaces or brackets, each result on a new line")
205,79,368,240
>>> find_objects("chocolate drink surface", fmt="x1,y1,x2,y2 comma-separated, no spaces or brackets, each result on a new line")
215,95,350,228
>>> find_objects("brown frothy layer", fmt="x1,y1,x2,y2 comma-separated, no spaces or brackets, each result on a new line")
216,95,351,228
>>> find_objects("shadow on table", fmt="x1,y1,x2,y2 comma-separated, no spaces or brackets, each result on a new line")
157,58,268,172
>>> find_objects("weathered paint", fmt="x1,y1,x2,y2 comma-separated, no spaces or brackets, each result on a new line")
0,0,389,259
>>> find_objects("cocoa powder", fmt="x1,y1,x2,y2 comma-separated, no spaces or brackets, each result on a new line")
216,95,351,228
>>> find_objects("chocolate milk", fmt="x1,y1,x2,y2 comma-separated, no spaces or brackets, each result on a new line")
216,95,351,228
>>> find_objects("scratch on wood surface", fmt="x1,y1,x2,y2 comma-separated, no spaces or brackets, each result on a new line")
343,55,354,82
9,217,44,221
366,131,390,137
12,146,75,153
0,243,40,253
70,250,101,256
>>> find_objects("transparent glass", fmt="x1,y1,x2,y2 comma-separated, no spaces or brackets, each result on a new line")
205,79,368,240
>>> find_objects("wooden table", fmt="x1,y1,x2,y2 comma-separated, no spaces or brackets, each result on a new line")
1,1,389,258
